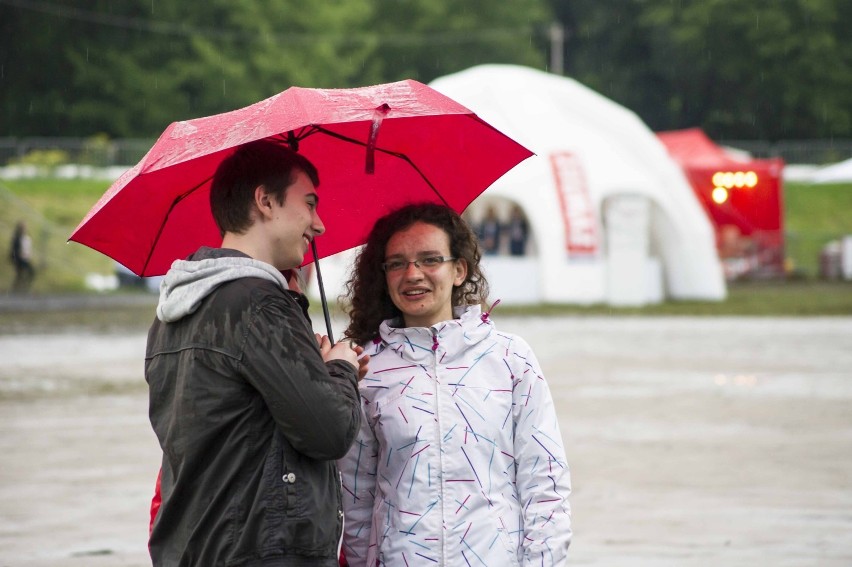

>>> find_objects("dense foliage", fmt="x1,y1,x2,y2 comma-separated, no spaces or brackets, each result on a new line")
557,0,852,140
1,0,849,139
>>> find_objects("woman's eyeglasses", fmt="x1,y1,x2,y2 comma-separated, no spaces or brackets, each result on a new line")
382,256,456,273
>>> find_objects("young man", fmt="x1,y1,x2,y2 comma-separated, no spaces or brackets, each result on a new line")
146,140,367,566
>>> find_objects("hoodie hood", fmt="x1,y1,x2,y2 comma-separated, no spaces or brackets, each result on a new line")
156,247,289,323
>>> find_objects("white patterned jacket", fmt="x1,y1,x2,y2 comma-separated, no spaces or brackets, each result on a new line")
339,305,571,566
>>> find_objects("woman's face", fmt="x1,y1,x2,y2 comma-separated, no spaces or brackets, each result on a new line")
383,222,467,328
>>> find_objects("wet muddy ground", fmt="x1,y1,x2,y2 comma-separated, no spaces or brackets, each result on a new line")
2,315,851,566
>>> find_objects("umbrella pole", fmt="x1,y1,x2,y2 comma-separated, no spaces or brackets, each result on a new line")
310,240,335,345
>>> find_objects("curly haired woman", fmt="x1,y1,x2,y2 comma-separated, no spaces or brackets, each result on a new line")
338,203,571,566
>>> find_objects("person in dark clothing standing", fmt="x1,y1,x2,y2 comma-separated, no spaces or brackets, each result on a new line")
507,204,529,256
478,205,501,255
9,221,35,293
145,140,368,566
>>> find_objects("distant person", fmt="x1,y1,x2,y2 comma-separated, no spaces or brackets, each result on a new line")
338,203,572,566
9,221,34,293
478,204,501,255
507,203,529,256
145,140,368,566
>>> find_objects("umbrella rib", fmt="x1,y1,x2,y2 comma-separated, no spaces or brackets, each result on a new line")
141,175,213,275
296,125,451,208
271,127,315,150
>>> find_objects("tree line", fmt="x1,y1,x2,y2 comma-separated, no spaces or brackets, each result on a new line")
1,0,849,141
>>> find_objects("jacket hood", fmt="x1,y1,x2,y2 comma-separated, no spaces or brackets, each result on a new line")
367,304,495,364
156,247,289,323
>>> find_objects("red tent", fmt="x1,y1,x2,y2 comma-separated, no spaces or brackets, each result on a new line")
657,128,785,279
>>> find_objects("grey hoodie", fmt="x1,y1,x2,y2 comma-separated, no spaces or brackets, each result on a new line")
156,248,289,323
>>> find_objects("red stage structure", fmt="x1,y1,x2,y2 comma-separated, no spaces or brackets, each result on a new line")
657,128,785,279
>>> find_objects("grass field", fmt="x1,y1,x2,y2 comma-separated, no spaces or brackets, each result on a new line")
0,176,850,315
784,181,852,275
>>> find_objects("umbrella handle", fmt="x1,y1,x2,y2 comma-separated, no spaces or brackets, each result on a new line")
310,240,335,345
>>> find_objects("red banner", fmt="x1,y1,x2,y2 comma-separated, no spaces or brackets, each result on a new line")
549,151,599,257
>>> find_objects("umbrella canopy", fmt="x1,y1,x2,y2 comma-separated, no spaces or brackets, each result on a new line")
69,80,532,277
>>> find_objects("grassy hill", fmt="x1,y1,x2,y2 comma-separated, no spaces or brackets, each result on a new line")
1,175,850,314
1,177,115,292
0,178,114,293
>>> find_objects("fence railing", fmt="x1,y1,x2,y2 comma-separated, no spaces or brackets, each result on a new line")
1,137,851,168
0,137,155,168
720,139,852,165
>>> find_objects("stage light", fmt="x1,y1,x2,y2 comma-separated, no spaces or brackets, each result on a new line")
712,186,729,204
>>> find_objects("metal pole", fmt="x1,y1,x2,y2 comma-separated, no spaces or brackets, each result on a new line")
549,21,565,75
310,239,335,345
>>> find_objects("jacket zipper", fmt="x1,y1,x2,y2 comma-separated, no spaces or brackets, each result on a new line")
432,328,446,566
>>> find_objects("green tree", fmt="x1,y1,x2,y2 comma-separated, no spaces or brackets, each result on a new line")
0,1,85,135
70,0,383,136
640,0,851,139
366,0,553,83
556,0,851,139
1,0,554,137
1,0,380,137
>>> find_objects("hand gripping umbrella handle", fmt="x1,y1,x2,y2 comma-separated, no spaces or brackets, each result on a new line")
310,239,335,345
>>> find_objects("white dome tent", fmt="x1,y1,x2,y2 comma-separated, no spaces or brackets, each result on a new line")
429,64,725,306
306,64,725,308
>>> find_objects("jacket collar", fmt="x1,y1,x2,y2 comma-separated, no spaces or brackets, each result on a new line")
367,305,495,364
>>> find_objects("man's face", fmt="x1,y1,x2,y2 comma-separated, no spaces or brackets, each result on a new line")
384,221,467,328
268,170,325,270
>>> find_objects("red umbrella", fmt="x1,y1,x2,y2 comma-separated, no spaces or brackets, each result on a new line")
69,80,532,337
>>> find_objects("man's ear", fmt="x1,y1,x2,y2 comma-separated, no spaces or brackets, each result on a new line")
254,186,273,219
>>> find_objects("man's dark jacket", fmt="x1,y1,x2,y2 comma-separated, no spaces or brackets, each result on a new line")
146,247,360,566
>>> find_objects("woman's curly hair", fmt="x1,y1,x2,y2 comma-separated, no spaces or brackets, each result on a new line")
343,203,490,344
